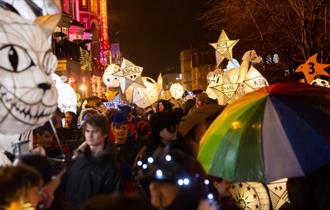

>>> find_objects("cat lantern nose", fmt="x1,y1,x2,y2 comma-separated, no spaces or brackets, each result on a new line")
38,83,51,91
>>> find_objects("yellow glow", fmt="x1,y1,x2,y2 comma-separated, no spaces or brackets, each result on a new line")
80,84,86,91
232,121,241,129
90,0,98,13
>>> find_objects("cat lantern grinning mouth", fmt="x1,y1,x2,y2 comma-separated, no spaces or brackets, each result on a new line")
0,84,56,125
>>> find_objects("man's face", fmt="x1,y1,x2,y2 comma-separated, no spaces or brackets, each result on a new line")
37,130,54,146
112,123,129,144
84,124,106,147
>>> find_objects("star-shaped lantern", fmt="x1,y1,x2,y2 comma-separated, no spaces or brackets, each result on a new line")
114,58,145,92
295,54,330,84
210,29,239,67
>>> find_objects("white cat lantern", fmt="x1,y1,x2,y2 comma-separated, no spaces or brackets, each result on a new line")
52,74,77,114
0,9,60,134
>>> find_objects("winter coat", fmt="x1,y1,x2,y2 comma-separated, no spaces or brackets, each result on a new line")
63,144,122,210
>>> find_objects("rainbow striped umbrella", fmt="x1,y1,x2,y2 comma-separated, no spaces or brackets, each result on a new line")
198,82,330,183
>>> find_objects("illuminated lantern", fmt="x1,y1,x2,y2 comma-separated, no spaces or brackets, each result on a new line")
230,182,270,210
157,73,163,92
210,50,268,105
243,66,269,93
210,29,239,67
114,58,145,92
52,74,77,114
126,77,159,109
169,83,184,100
206,71,220,99
267,178,290,210
311,78,330,88
1,0,61,21
295,54,330,84
102,64,123,88
0,9,59,134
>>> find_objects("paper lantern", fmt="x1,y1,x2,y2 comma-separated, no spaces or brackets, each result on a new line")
210,29,239,66
267,178,290,210
125,77,159,109
311,78,330,88
1,0,61,21
295,54,330,84
242,66,269,93
159,90,172,100
157,73,163,92
52,74,77,114
169,83,184,100
206,71,220,99
114,58,145,92
230,182,270,210
102,64,123,88
0,9,59,134
210,50,268,105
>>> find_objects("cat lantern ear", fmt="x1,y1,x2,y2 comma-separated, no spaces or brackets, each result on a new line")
34,13,61,36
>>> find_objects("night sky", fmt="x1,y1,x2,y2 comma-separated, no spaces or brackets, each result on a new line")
108,0,215,79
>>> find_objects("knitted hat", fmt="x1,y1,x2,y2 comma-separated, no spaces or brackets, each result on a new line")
111,111,127,124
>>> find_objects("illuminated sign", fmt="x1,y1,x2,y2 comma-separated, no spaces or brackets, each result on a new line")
100,0,109,62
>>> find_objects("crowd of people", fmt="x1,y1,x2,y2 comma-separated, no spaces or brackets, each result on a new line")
0,93,329,210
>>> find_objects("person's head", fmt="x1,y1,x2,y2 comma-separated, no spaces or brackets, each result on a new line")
78,108,99,128
156,100,172,112
110,112,129,144
64,111,77,128
149,112,180,143
34,123,54,147
209,176,232,198
136,120,151,141
14,154,54,185
96,102,106,114
82,114,109,148
141,149,208,209
0,165,43,208
195,93,209,108
52,108,64,128
104,108,119,123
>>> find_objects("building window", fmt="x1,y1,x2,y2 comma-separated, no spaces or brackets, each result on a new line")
80,0,88,10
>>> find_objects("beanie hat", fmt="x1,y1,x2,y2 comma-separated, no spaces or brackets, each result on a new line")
111,111,127,124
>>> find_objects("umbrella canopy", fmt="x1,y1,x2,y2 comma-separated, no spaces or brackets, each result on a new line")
198,82,330,183
179,104,225,136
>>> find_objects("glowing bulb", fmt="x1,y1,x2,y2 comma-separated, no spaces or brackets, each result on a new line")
208,193,214,200
204,179,210,185
177,179,184,186
156,169,163,178
137,160,143,166
147,157,154,163
183,178,190,185
142,164,147,169
165,155,172,162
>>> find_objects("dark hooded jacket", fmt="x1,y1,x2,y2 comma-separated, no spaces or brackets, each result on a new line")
63,144,122,210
